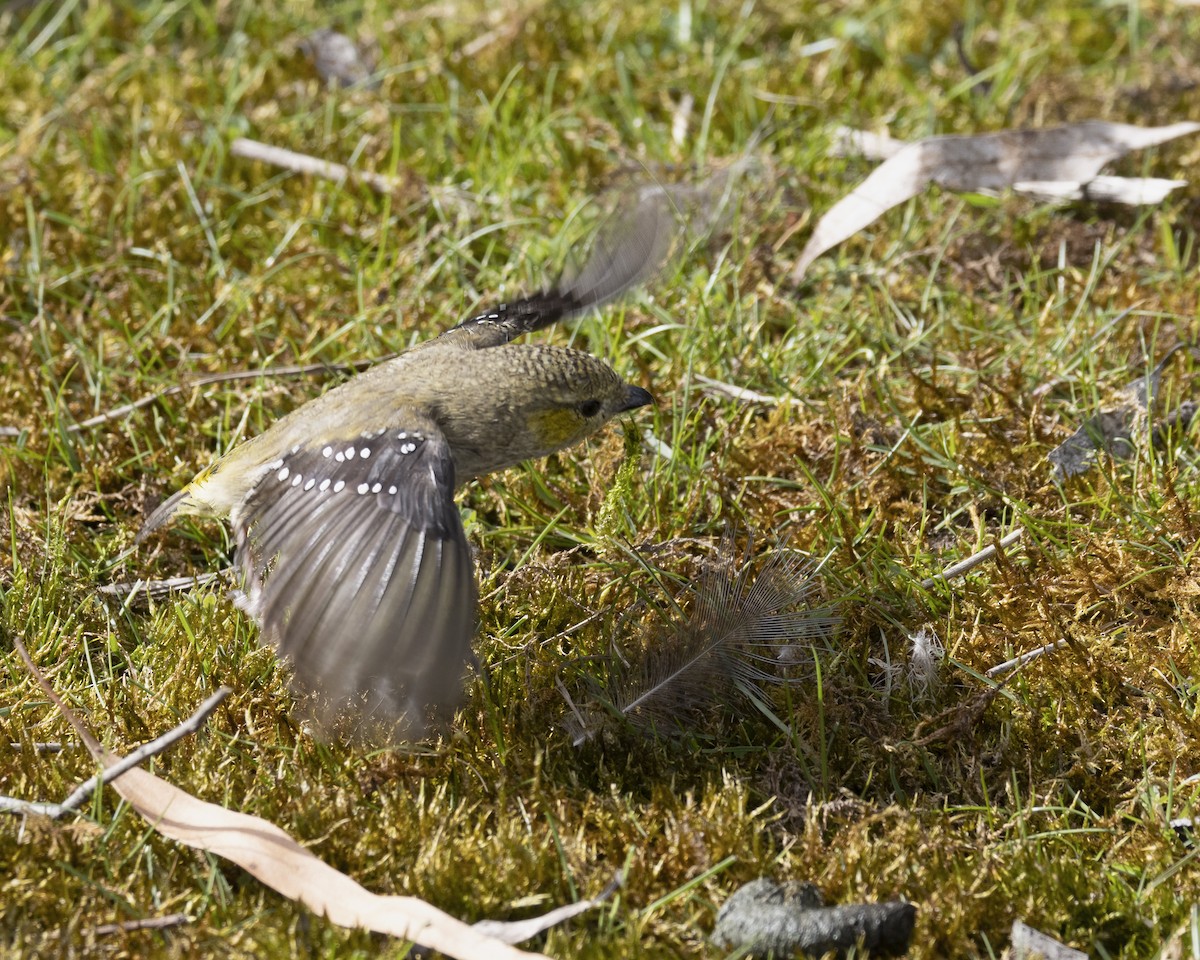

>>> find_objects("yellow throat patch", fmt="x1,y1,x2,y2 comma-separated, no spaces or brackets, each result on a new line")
527,408,583,450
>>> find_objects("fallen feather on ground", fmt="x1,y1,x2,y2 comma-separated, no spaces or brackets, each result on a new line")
905,625,944,700
792,120,1200,280
564,533,837,744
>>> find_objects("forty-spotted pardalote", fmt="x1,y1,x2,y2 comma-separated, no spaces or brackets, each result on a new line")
139,195,677,739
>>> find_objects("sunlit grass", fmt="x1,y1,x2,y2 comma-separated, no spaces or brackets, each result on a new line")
3,0,1200,956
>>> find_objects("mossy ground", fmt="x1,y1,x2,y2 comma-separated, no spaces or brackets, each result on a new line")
3,0,1200,956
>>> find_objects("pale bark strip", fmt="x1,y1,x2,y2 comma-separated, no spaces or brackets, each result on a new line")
107,765,548,959
9,638,549,960
793,121,1200,280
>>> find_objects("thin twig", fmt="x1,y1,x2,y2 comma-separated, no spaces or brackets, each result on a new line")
545,608,606,644
630,536,715,557
0,425,19,437
952,24,993,97
231,138,403,195
693,374,786,405
99,569,232,602
986,640,1068,678
554,675,590,743
911,675,1010,747
920,527,1026,590
68,358,380,432
93,913,192,936
8,742,71,753
0,687,231,819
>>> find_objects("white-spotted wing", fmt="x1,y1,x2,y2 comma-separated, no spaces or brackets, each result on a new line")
231,419,475,737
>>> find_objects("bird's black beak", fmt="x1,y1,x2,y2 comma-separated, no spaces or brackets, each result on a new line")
621,385,654,411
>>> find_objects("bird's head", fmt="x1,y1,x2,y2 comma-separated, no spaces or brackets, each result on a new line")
432,344,653,479
522,355,652,451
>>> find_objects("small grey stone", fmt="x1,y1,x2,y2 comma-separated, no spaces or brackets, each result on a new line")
299,29,375,88
714,877,916,957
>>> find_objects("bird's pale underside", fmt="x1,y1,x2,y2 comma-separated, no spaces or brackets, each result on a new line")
140,193,679,740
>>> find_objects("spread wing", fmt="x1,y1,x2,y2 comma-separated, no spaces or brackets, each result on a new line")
440,188,678,349
231,418,476,739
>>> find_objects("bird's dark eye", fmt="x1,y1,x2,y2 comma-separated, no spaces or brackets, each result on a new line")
578,399,603,418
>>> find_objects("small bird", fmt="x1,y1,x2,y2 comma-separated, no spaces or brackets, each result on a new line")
139,195,676,737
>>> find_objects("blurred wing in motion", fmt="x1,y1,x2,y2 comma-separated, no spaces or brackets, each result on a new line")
231,415,476,739
444,188,680,349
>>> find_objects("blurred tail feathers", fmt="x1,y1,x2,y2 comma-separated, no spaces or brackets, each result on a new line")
135,487,193,543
